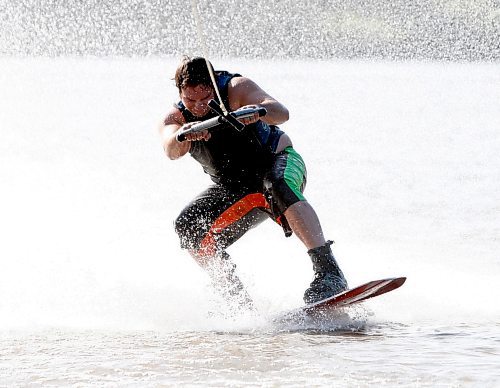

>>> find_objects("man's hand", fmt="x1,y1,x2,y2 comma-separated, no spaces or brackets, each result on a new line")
178,122,212,142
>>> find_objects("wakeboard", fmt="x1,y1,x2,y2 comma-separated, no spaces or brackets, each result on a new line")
277,277,406,323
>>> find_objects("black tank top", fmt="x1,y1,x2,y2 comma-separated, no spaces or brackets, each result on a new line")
176,71,283,188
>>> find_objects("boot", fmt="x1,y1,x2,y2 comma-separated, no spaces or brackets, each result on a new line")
303,240,348,304
208,251,254,312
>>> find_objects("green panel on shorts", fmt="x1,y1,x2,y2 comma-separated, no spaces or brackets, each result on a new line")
283,147,306,201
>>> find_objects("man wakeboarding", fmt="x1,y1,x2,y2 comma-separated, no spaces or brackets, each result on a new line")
159,56,348,310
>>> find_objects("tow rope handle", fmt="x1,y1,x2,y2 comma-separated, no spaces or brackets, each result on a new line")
176,99,267,142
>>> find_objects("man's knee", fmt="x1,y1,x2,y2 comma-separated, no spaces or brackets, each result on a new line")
266,147,307,213
265,176,306,215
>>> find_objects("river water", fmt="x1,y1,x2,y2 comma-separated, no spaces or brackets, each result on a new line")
0,58,499,386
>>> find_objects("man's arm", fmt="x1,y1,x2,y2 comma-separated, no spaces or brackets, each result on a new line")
228,77,289,125
159,108,191,160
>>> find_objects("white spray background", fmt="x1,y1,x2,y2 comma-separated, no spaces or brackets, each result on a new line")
0,57,499,331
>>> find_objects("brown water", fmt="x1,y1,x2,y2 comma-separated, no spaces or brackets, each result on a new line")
1,320,499,387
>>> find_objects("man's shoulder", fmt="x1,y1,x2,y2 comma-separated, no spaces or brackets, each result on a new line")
163,104,185,126
228,75,258,89
227,76,260,97
227,75,255,97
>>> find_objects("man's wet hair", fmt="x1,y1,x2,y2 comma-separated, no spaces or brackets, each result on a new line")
174,56,215,93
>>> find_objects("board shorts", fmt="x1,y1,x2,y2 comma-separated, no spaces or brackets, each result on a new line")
174,146,307,258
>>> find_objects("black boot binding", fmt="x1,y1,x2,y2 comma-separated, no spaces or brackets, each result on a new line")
303,240,348,304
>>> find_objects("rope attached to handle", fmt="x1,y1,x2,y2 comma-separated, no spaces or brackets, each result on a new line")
190,0,228,115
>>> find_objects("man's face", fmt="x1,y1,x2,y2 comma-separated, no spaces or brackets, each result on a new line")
180,84,214,118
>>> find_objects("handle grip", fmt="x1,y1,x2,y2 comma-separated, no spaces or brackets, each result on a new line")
230,107,267,120
176,132,187,142
176,106,267,142
176,116,224,142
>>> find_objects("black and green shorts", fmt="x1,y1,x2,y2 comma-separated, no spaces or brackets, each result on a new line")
174,146,307,257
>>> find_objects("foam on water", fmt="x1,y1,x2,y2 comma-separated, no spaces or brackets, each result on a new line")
0,57,499,333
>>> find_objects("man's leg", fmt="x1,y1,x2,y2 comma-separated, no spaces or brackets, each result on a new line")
267,147,348,304
283,201,325,249
174,185,269,309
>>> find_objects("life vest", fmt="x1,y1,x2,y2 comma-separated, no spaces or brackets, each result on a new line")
176,71,283,188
